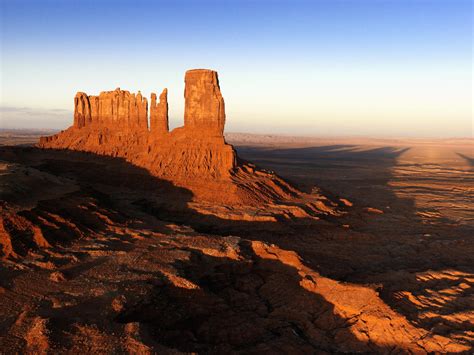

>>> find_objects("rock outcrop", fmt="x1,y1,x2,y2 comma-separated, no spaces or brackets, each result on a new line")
39,69,297,204
150,89,168,135
184,69,225,137
73,89,149,131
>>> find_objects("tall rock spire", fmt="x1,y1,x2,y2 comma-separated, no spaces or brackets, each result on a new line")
150,88,169,135
73,93,91,129
184,69,225,137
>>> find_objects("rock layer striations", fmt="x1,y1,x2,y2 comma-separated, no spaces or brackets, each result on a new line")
72,89,149,131
39,69,296,203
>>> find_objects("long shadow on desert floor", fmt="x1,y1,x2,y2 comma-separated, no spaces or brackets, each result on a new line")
457,152,474,167
0,146,404,352
231,143,473,345
115,242,376,353
1,145,473,349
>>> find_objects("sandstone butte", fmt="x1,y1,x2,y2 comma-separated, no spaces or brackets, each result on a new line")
39,69,298,204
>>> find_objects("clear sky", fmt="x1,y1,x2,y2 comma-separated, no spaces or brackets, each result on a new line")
0,0,472,137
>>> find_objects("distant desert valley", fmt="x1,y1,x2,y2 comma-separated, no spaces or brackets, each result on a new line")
0,70,473,353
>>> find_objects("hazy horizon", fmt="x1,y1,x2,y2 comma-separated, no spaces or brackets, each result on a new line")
1,0,472,137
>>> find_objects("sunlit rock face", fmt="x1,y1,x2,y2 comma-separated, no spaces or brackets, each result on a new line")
150,88,168,135
38,69,301,205
39,69,236,178
73,89,149,131
184,69,225,137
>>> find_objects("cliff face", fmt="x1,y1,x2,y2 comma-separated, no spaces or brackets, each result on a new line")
73,89,149,131
38,70,238,201
67,69,224,137
38,69,297,204
184,69,225,137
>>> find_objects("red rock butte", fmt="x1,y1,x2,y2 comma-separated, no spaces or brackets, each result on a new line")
39,69,297,204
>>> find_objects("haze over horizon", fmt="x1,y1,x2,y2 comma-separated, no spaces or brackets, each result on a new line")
0,0,472,137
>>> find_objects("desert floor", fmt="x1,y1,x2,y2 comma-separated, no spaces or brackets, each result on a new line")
228,133,473,229
0,130,472,353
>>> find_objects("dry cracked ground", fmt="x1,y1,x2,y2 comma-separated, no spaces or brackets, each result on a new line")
0,131,473,353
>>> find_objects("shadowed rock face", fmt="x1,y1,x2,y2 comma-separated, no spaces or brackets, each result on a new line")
38,69,298,204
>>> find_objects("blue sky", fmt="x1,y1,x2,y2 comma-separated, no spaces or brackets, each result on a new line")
1,0,472,137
